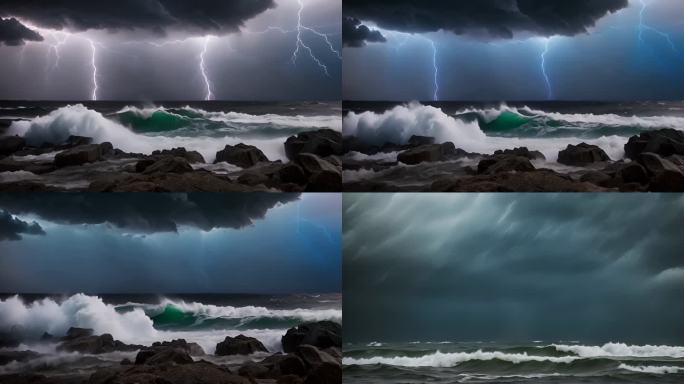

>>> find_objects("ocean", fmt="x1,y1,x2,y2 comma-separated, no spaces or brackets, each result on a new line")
0,100,341,164
343,341,684,383
343,100,684,163
0,293,341,378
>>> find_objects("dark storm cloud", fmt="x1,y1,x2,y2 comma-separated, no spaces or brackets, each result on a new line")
343,0,628,43
0,17,42,46
342,16,385,47
0,210,44,241
344,194,684,343
0,193,299,234
0,0,275,35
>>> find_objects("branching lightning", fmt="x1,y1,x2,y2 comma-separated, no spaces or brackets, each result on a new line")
45,32,69,72
637,0,679,54
199,36,214,100
540,38,553,100
291,0,340,76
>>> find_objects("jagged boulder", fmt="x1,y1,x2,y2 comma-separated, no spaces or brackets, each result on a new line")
281,322,342,353
285,129,342,160
214,143,268,168
557,143,610,166
624,129,684,159
215,335,268,356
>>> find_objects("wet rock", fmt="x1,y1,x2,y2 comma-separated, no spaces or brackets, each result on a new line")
281,322,342,353
407,135,435,147
285,129,342,160
296,345,339,368
296,153,340,174
303,362,341,384
430,170,604,192
306,170,341,192
277,375,305,384
0,136,25,156
89,361,247,384
63,327,94,340
89,171,265,192
649,170,684,192
615,162,648,185
580,171,612,186
0,181,62,192
142,156,193,175
215,335,268,356
215,143,269,168
0,158,56,174
277,163,308,185
238,361,271,379
63,135,93,148
638,152,682,175
151,339,205,356
120,358,133,365
494,147,545,160
258,353,308,377
135,347,193,365
134,158,157,173
58,332,140,354
54,144,104,167
237,172,270,186
0,350,40,365
152,148,205,163
624,129,684,159
397,143,458,165
557,143,610,166
478,155,535,175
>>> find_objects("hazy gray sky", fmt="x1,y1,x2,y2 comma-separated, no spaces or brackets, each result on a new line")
344,193,684,344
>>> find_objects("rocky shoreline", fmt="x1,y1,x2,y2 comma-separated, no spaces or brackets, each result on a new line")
342,128,684,192
0,129,343,192
0,321,342,384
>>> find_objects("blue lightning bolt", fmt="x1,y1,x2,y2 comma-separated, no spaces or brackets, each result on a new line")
540,38,553,100
429,39,439,101
637,0,679,54
291,0,340,76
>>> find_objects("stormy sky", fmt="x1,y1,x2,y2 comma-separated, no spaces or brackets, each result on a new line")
344,194,684,344
0,0,341,100
343,0,684,101
0,193,341,294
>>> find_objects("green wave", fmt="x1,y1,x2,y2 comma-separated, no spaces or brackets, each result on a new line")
114,110,194,132
480,111,533,132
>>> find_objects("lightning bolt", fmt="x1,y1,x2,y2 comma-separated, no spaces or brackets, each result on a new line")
291,0,340,76
45,32,69,72
540,38,553,100
88,39,98,101
429,40,439,101
638,0,679,54
199,36,214,101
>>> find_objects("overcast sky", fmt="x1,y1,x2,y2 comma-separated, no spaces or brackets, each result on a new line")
0,193,341,294
0,0,341,100
343,0,684,101
344,193,684,344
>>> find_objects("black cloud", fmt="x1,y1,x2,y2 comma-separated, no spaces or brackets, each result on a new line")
343,0,628,42
343,16,386,47
0,0,275,35
0,17,43,46
0,210,45,241
0,193,299,234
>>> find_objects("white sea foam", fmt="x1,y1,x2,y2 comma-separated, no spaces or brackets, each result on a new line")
7,104,338,162
342,102,630,161
344,151,399,162
618,363,683,374
552,342,684,358
343,350,580,367
367,341,383,347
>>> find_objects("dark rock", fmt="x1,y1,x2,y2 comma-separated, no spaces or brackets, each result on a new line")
54,144,103,167
477,155,535,175
142,156,193,175
638,152,682,175
64,135,93,147
258,353,308,377
407,135,435,147
649,170,684,192
0,374,57,384
0,158,56,174
0,181,62,192
238,361,271,379
430,170,604,192
296,153,340,174
285,129,342,160
616,162,649,185
89,361,247,384
557,143,610,166
237,172,270,186
304,361,341,384
135,347,193,365
151,339,205,356
296,345,339,368
624,129,684,159
100,142,114,157
579,171,612,186
120,358,133,365
215,143,269,168
89,171,266,192
397,143,458,165
135,158,156,173
63,327,94,340
58,333,118,354
0,136,25,156
0,350,40,365
494,147,545,160
277,375,305,384
152,148,205,163
306,170,342,192
281,322,342,353
277,163,308,185
215,335,268,356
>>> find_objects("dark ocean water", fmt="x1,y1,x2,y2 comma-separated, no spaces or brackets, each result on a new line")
343,341,684,383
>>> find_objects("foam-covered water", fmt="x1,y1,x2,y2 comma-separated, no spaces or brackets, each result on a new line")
343,341,684,383
343,101,684,162
0,101,341,163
